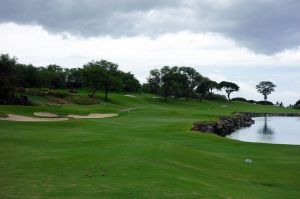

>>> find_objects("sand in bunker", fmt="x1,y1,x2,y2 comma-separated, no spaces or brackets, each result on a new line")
0,114,68,122
34,112,59,117
68,113,118,119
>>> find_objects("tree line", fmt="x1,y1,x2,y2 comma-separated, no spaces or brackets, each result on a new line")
2,53,293,107
142,66,240,101
0,54,140,103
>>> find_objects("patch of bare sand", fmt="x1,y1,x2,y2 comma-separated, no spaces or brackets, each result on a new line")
0,114,68,122
34,112,59,117
67,113,118,119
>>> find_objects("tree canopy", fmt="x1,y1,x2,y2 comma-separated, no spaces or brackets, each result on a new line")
256,81,276,102
218,81,240,101
0,53,141,103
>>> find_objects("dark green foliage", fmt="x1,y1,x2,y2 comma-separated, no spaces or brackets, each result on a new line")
218,81,240,101
147,69,161,94
294,99,300,109
141,83,151,93
0,53,142,103
203,93,227,101
81,62,104,97
231,97,248,102
82,60,122,100
179,66,201,100
65,68,83,89
0,54,18,104
120,72,141,92
207,80,219,94
16,64,42,87
248,100,257,104
146,66,242,102
195,77,210,102
257,101,274,105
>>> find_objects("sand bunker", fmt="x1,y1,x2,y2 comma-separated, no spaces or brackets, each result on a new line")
0,114,68,122
34,112,59,117
67,113,118,119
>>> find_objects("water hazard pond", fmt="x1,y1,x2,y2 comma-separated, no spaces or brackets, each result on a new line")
227,116,300,145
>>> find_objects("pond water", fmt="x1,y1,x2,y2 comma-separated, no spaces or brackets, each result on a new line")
227,117,300,145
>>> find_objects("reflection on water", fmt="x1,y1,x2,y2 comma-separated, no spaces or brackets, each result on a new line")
258,116,274,141
259,116,274,135
227,116,300,145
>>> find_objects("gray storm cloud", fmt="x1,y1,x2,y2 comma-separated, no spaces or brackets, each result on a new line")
0,0,299,54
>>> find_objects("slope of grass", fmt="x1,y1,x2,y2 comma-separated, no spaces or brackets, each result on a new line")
0,92,300,199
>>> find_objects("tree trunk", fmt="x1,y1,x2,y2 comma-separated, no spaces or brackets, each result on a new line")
227,93,231,101
199,94,202,102
264,94,267,102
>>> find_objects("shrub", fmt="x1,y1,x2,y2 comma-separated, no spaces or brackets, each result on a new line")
257,101,273,105
203,93,227,101
247,100,257,104
231,97,248,102
0,94,33,105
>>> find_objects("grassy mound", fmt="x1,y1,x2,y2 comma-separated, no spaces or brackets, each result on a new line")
0,92,300,198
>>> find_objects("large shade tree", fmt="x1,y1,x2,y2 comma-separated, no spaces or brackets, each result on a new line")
82,60,122,101
256,81,276,102
82,61,104,97
218,81,239,101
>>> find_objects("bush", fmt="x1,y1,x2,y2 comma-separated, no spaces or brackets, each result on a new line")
294,105,300,109
257,101,273,105
231,97,248,102
13,95,33,105
203,93,227,101
247,100,257,104
0,94,33,105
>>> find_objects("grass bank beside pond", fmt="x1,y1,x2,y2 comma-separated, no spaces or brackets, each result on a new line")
1,92,300,199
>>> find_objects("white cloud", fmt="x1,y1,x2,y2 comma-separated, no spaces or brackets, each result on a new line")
0,23,299,104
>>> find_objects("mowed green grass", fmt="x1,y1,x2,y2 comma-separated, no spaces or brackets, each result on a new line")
1,93,300,199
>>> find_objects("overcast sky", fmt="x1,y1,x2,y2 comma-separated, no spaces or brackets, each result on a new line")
0,0,299,105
